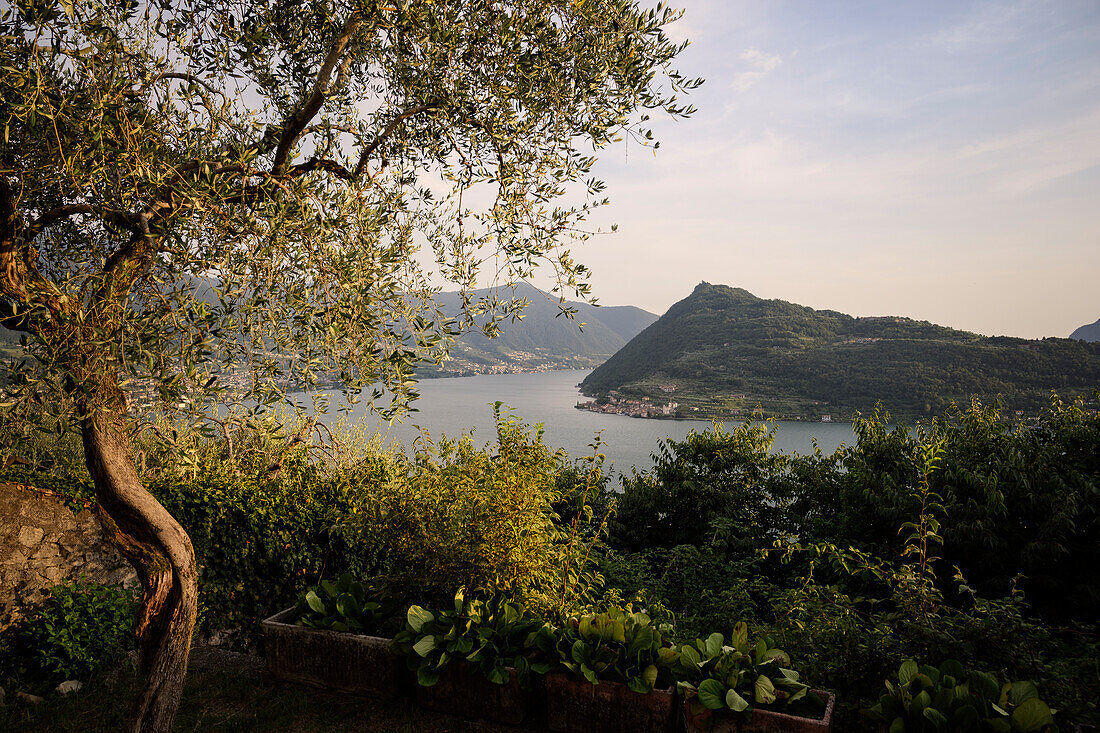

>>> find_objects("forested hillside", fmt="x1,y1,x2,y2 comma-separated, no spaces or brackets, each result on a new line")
425,283,658,375
581,282,1100,421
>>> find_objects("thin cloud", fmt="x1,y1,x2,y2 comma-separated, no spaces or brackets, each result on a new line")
956,106,1100,194
731,48,782,91
583,1,1100,339
930,1,1028,50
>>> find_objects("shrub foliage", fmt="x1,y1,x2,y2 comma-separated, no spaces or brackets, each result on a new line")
1,397,1097,728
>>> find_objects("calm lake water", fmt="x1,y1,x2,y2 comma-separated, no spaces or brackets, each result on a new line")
304,370,858,475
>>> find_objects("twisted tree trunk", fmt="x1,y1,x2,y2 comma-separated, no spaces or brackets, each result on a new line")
3,176,198,732
79,385,198,733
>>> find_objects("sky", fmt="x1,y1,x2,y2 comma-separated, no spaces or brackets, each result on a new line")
573,0,1100,339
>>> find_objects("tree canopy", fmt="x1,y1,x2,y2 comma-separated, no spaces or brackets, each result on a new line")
2,0,698,418
0,1,697,729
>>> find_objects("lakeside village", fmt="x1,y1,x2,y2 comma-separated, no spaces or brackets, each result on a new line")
573,389,828,422
575,387,1065,424
576,390,681,418
575,385,838,422
575,386,845,422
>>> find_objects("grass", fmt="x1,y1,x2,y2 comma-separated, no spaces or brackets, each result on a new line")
1,665,528,732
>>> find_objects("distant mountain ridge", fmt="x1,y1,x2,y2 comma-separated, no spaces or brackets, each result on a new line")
0,282,657,381
580,282,1100,421
426,283,658,376
1071,318,1100,342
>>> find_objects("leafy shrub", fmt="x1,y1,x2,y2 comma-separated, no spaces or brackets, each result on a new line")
0,581,137,693
2,409,606,647
600,546,778,640
297,573,398,635
598,400,1100,728
394,588,550,688
676,623,810,717
822,400,1100,621
612,421,788,552
151,467,391,641
541,606,679,693
865,659,1059,733
357,406,604,614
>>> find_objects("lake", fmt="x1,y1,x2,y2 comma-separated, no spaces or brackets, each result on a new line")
303,370,859,475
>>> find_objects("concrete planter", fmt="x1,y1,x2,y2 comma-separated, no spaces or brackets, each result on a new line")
683,690,836,733
260,607,406,698
545,672,677,733
414,660,536,726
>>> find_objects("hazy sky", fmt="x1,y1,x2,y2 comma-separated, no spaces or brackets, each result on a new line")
575,0,1100,339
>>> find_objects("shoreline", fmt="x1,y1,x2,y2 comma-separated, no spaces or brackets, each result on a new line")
572,401,853,424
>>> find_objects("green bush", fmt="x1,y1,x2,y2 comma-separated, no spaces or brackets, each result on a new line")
539,605,680,692
598,400,1100,728
344,407,608,615
865,659,1059,733
359,411,566,608
2,409,606,646
394,588,551,688
822,399,1100,621
613,421,788,552
0,581,138,693
152,467,388,642
3,400,1097,727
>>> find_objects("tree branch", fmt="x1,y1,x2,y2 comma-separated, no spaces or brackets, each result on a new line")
353,102,441,178
24,203,99,242
271,15,363,175
0,177,67,333
290,157,354,180
300,124,358,137
0,298,35,334
129,72,225,99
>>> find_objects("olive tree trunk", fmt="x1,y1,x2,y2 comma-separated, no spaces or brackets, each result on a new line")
2,176,197,732
79,385,198,733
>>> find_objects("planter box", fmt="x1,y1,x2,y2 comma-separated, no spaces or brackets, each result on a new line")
261,607,406,699
684,690,836,733
546,672,677,733
414,661,536,726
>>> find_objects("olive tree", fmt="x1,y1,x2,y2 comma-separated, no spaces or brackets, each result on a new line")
0,0,696,728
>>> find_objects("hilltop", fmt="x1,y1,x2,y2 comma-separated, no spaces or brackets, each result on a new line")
579,282,1100,421
425,283,658,376
1071,318,1100,342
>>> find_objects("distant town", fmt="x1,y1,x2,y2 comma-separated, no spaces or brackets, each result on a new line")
575,390,680,418
422,348,607,378
576,385,847,422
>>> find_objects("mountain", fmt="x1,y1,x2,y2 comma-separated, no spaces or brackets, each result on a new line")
580,282,1100,421
426,284,658,376
0,282,656,383
1071,318,1100,342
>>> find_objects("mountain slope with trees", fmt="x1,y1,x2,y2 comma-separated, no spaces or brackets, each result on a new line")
426,284,657,375
580,282,1100,421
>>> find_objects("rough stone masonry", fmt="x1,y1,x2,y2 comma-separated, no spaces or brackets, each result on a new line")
0,482,137,630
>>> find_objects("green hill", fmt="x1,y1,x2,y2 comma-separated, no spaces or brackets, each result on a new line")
580,282,1100,421
426,284,658,376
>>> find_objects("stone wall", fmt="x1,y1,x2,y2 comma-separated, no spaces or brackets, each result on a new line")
0,482,136,630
